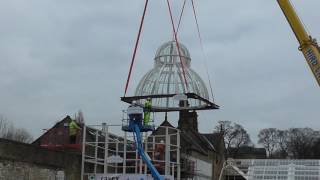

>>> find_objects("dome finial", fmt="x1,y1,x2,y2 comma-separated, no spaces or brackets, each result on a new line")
154,41,191,68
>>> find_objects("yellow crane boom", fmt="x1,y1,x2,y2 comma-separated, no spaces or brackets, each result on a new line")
277,0,320,86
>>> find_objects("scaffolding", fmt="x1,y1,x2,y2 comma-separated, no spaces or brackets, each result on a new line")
80,123,180,180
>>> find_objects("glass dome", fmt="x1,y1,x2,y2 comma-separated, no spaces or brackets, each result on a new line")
134,41,210,109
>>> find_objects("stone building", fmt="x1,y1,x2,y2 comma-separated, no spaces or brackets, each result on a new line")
150,110,225,180
178,110,225,180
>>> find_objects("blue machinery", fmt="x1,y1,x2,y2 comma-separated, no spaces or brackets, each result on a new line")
122,104,163,180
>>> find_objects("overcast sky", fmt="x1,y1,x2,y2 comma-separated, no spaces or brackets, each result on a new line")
0,0,319,143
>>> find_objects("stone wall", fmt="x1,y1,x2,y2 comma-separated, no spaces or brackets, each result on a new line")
0,159,62,180
0,138,81,180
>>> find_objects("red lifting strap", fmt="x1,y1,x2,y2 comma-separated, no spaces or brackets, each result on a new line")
166,0,189,92
124,0,149,96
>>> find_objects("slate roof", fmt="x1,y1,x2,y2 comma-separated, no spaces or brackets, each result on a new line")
180,130,216,156
201,133,224,153
159,119,175,128
32,116,74,145
157,120,222,156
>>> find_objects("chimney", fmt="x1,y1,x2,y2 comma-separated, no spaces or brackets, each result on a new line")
178,110,198,132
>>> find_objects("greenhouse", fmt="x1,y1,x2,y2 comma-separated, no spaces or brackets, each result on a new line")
224,159,320,180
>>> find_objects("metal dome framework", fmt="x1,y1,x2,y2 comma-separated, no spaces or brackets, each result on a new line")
121,41,219,112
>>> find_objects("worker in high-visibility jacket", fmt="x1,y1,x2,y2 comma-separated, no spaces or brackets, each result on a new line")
69,119,81,144
144,98,152,125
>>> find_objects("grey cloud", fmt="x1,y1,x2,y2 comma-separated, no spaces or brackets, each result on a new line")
0,0,319,143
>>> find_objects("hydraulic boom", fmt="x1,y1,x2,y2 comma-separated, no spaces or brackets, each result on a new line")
277,0,320,86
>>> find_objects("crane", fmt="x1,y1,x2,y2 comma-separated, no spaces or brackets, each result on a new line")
277,0,320,86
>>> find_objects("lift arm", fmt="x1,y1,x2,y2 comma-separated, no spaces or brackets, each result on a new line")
277,0,320,86
133,124,163,180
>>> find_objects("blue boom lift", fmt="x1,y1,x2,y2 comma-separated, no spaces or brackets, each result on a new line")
122,102,163,180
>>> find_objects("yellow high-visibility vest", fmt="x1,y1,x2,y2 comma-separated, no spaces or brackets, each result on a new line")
144,100,152,110
69,120,80,136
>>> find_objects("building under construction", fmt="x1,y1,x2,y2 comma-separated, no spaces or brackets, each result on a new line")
33,39,225,180
2,0,319,179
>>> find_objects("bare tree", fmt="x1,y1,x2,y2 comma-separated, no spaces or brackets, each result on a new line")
215,121,252,157
0,115,33,143
215,121,234,149
232,124,252,148
311,138,320,158
0,115,14,139
286,128,319,158
12,128,33,143
258,128,278,158
261,128,320,159
275,130,289,158
0,115,8,137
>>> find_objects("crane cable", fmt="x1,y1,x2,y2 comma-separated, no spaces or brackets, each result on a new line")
190,0,215,101
166,0,189,92
124,0,149,96
176,0,187,35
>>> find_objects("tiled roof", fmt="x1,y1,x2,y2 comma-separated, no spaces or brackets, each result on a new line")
180,129,217,156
